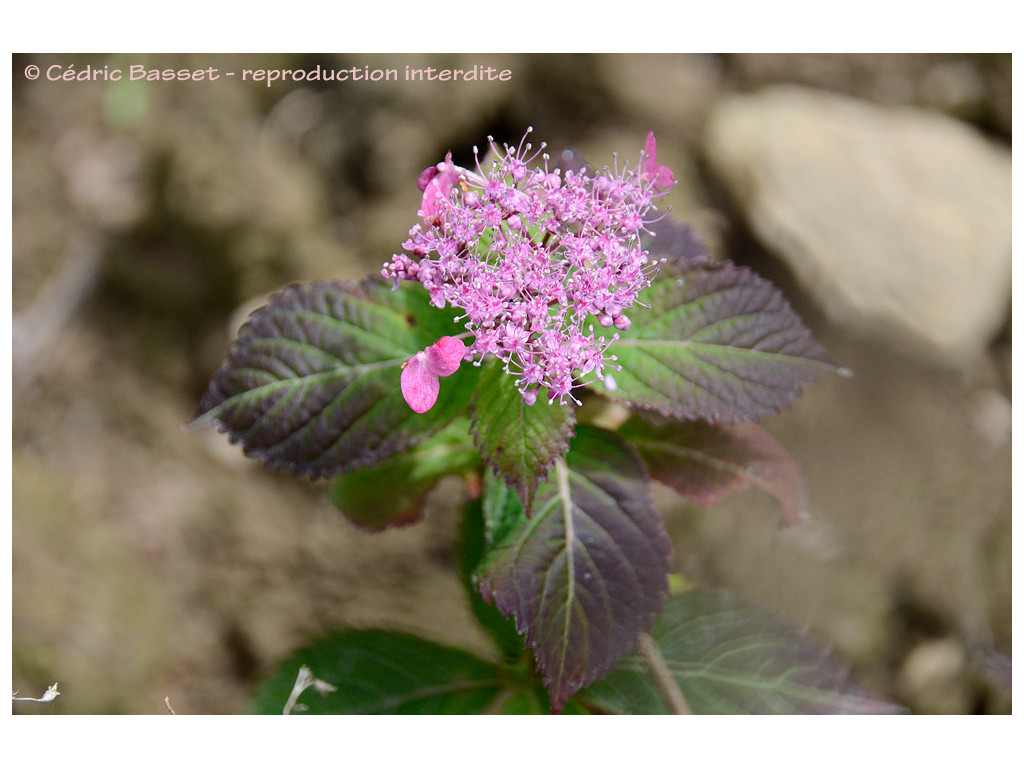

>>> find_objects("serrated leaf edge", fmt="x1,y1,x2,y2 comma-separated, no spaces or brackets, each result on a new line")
468,362,576,510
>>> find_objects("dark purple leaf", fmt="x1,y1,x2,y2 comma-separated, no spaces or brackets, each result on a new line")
600,261,837,423
620,416,811,525
190,280,478,478
644,218,715,270
477,425,674,713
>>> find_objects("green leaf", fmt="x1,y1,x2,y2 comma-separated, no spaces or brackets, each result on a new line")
579,590,906,714
469,360,576,510
599,261,836,423
477,426,674,713
328,419,481,530
459,494,530,661
495,690,553,714
620,416,810,526
497,690,593,714
191,280,479,478
249,631,506,714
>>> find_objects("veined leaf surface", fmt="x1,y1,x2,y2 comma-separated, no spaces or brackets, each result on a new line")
191,280,478,477
469,360,576,510
600,261,836,423
580,590,906,714
477,426,674,713
249,631,504,714
621,416,811,525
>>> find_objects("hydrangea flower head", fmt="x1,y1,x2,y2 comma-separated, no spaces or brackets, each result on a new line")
384,128,675,408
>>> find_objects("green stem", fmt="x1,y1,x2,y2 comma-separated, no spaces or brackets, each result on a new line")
638,633,691,714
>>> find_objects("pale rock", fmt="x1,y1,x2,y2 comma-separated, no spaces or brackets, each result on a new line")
705,85,1010,361
897,638,971,715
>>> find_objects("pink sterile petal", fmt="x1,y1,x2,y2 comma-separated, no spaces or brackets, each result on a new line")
424,336,466,377
420,152,458,222
417,165,439,192
641,131,675,191
643,130,658,171
401,352,441,414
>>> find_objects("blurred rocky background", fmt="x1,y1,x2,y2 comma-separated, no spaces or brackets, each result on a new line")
12,53,1011,714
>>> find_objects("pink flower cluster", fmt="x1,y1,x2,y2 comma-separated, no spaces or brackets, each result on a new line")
384,129,675,408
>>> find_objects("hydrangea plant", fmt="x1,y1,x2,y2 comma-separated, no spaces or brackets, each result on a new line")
191,130,899,714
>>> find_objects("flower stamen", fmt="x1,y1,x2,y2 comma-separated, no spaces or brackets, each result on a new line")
384,131,674,406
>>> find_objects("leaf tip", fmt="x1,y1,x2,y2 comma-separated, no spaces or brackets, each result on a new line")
182,410,215,433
